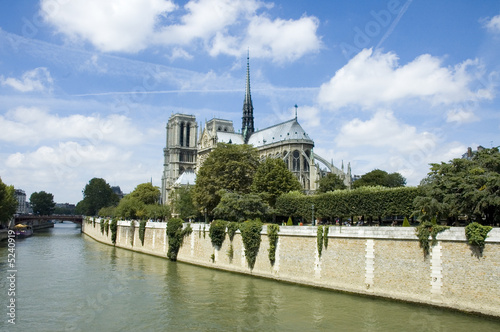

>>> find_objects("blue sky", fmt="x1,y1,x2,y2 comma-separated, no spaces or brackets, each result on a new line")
1,0,499,204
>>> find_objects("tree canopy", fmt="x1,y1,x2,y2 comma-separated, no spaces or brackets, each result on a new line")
112,182,168,220
128,182,160,205
0,178,17,226
212,191,269,222
316,173,347,193
76,178,119,216
251,158,301,207
193,143,259,214
172,187,197,220
30,191,56,215
414,147,500,225
353,169,406,188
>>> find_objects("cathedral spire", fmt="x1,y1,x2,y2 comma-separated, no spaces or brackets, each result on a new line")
242,51,254,143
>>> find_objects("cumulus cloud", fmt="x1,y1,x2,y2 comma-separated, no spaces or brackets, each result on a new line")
326,109,464,185
0,67,53,92
446,108,479,124
334,110,438,153
0,107,144,146
210,14,322,62
317,48,491,110
41,0,177,52
40,0,321,62
483,14,500,33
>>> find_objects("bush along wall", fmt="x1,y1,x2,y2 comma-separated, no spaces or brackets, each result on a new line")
267,224,279,265
139,220,147,246
110,219,118,245
240,219,262,269
465,222,493,256
166,218,192,261
227,222,239,261
209,220,228,249
415,219,449,257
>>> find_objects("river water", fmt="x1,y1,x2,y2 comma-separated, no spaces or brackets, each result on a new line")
1,222,499,332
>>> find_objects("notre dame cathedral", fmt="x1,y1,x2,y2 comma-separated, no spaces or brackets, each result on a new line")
161,56,352,204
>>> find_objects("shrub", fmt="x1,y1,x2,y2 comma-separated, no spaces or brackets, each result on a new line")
105,219,110,236
240,219,262,269
209,220,228,248
129,220,135,246
267,224,280,264
100,219,105,234
139,220,147,245
227,222,239,241
323,226,329,248
110,219,118,245
465,222,492,254
287,216,293,226
166,218,193,261
415,221,449,257
402,217,411,227
317,226,324,257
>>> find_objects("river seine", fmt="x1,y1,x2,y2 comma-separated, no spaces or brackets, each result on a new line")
1,222,499,332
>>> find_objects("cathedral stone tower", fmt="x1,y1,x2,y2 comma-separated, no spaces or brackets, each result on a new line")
161,114,198,204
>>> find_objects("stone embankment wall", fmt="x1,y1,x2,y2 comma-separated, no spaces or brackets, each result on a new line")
82,220,500,317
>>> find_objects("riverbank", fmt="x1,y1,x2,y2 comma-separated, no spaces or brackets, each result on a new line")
82,219,500,318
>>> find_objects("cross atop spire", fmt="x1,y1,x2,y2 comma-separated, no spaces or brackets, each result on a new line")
242,50,254,143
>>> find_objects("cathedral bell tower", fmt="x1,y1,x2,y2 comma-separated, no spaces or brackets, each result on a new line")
161,114,198,204
241,53,254,143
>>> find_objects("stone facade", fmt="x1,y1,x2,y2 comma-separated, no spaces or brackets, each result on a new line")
83,221,500,317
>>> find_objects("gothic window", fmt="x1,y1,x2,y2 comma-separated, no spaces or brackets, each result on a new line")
186,123,190,147
292,150,301,172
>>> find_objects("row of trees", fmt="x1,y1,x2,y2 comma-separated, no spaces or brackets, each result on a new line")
76,144,499,226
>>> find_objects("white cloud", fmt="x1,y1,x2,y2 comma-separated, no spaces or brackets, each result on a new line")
41,0,177,53
317,48,491,110
0,107,144,146
325,110,464,185
446,108,479,124
334,110,438,153
0,67,53,92
210,14,322,63
484,14,500,33
40,0,321,62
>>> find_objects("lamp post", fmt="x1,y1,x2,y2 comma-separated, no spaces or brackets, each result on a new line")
312,204,315,226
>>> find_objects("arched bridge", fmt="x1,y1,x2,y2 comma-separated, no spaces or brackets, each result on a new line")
15,215,83,224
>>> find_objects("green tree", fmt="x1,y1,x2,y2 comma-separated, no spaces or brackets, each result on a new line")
172,187,197,220
30,191,56,215
213,191,269,222
316,173,347,193
414,147,500,225
193,143,259,214
353,169,406,188
128,182,160,205
115,195,145,220
0,178,17,226
251,158,301,207
77,178,118,216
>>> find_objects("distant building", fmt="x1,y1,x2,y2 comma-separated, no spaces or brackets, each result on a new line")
462,146,485,160
161,56,351,204
14,189,29,214
111,186,124,200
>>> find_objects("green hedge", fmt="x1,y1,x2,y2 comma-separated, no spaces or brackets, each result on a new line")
276,187,419,221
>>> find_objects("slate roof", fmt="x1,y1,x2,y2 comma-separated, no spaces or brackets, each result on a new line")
216,132,245,145
247,119,313,148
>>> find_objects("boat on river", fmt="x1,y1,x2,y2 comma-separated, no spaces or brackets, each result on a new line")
14,224,33,238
